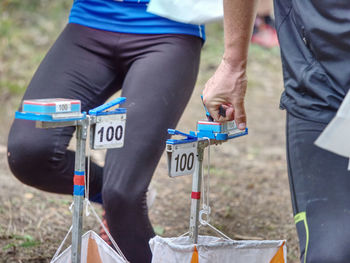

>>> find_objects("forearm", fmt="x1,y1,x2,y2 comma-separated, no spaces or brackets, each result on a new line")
222,0,258,68
202,0,258,126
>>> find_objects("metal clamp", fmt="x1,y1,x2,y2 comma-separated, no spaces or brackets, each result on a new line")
199,206,211,226
88,97,126,116
166,129,198,145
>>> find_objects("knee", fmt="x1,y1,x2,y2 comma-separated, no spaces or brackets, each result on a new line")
7,122,56,187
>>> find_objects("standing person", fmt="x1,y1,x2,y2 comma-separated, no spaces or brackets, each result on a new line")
204,0,350,262
7,1,203,262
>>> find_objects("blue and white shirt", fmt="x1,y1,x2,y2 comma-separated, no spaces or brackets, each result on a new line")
69,0,205,40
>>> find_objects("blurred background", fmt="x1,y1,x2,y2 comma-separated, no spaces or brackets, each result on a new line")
0,1,298,262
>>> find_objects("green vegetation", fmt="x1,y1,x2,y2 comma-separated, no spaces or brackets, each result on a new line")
2,234,41,250
153,225,165,236
0,0,71,96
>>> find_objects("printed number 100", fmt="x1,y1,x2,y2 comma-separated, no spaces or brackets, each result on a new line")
97,125,123,143
174,152,194,172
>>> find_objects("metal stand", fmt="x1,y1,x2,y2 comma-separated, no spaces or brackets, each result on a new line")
189,139,222,244
166,103,248,245
71,121,88,263
38,119,89,263
166,127,242,244
15,97,127,263
189,141,204,243
37,119,89,263
39,119,90,263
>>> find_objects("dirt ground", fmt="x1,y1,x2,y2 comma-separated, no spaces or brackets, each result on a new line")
0,24,299,263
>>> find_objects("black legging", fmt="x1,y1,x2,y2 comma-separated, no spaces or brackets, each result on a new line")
287,113,350,263
7,23,202,263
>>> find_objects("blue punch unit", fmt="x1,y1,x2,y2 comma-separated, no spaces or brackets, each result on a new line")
195,120,248,140
23,98,81,114
17,98,85,122
197,95,247,140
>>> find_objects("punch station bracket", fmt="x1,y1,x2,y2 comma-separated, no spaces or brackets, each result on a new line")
166,99,248,244
15,97,127,263
89,97,127,150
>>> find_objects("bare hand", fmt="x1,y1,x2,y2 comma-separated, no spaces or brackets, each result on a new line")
202,58,247,130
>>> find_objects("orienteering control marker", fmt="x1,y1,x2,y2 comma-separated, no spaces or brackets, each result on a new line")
166,100,248,244
15,97,127,263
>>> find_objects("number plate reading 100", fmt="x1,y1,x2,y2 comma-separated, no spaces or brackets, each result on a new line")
168,142,197,177
56,101,72,113
93,119,125,149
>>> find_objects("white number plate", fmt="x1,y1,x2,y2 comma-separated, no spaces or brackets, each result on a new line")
56,102,72,113
168,142,197,177
93,120,125,149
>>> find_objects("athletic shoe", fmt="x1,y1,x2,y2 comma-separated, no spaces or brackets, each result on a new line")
251,15,279,48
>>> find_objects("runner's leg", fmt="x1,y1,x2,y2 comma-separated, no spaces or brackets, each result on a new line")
287,113,350,263
7,23,123,197
102,33,202,262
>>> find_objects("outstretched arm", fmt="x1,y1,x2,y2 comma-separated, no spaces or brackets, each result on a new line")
203,0,258,129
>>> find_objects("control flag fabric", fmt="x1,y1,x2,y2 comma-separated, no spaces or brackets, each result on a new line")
51,231,127,263
150,235,286,263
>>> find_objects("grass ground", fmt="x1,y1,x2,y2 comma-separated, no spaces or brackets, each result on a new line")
0,2,299,262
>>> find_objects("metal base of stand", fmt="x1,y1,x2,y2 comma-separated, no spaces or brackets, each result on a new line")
189,139,222,244
71,124,88,263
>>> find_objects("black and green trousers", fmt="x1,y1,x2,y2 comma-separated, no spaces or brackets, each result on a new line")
287,113,350,263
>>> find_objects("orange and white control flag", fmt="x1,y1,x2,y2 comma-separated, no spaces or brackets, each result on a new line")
269,241,285,263
190,246,199,263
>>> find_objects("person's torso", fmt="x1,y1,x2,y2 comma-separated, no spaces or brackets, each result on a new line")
274,0,350,123
69,0,205,40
